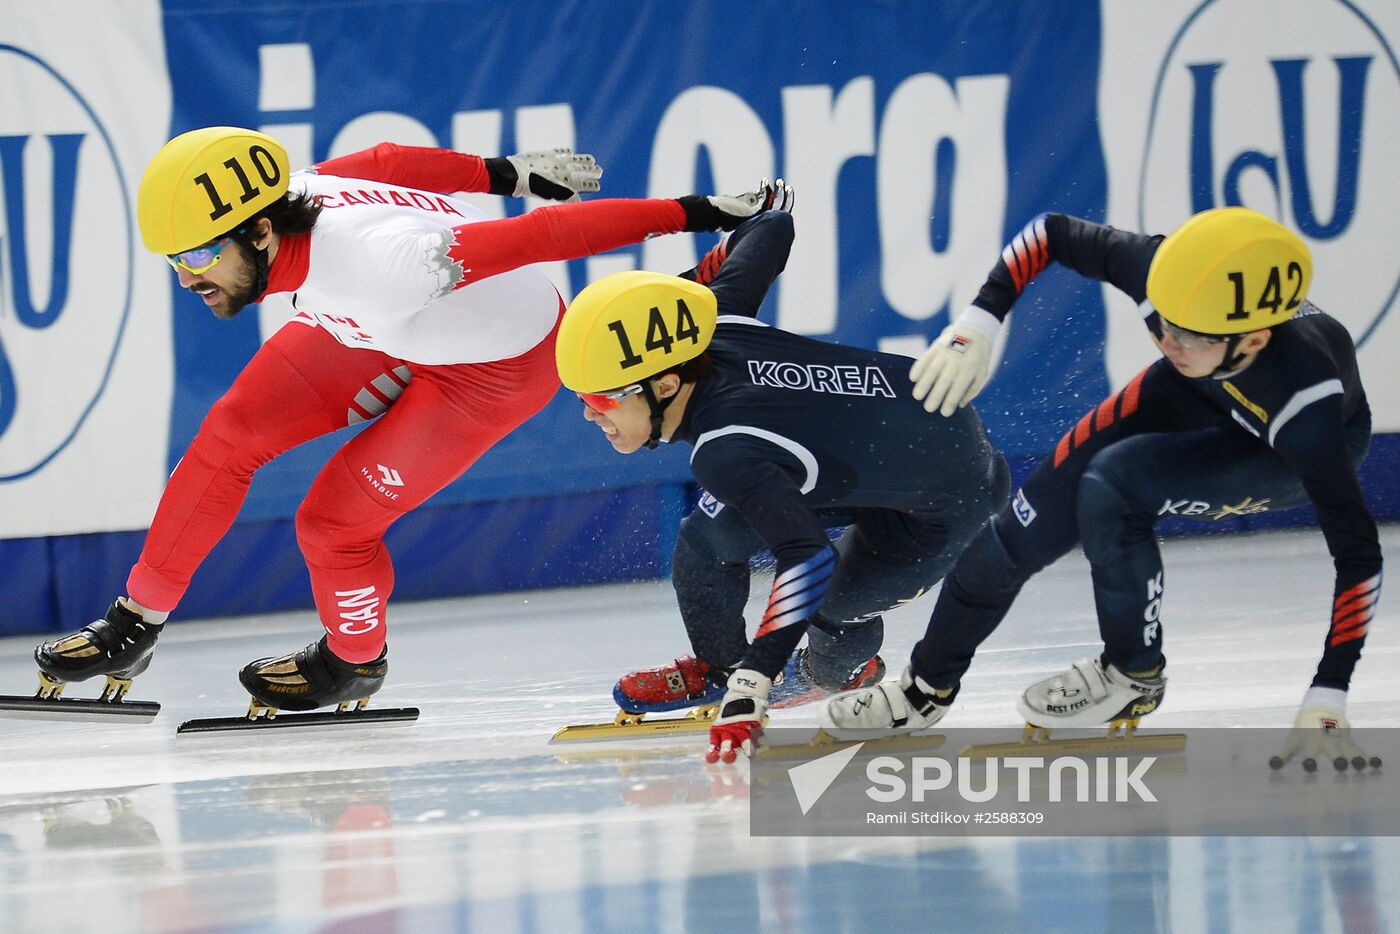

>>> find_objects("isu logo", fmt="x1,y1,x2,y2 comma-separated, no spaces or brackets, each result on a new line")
1138,0,1400,347
0,45,132,480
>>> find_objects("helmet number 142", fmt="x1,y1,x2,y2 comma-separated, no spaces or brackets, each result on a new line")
1226,263,1305,321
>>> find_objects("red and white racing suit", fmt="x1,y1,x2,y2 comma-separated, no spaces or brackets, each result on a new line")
127,144,687,661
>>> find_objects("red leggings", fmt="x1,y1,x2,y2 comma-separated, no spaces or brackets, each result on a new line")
127,312,561,662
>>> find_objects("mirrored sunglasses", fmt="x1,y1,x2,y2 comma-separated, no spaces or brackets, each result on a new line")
577,384,645,412
165,235,239,275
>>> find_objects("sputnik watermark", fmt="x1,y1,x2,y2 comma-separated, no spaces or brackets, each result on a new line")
755,727,1400,837
865,754,1158,803
788,744,1156,815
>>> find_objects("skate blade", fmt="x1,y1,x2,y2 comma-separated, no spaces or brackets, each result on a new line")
177,706,419,735
0,694,161,723
755,729,947,759
550,705,726,744
959,721,1187,760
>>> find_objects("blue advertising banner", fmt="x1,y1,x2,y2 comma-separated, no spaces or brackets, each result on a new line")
1,0,1395,633
158,0,1109,517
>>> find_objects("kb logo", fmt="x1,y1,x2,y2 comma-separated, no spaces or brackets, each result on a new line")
1138,0,1400,348
0,46,132,480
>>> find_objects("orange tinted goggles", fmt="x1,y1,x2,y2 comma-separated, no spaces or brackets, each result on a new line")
577,384,644,412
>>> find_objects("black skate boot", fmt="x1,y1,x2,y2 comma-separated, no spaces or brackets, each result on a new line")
34,600,162,702
238,636,387,718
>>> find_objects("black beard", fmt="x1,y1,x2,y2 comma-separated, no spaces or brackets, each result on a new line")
210,241,261,320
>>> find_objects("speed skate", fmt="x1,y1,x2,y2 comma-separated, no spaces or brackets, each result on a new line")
551,649,885,743
0,672,161,724
551,704,725,743
962,657,1185,759
2,601,165,723
177,698,420,734
180,636,417,734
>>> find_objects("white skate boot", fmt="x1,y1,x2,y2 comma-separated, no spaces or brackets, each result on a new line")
823,666,958,737
1017,657,1165,729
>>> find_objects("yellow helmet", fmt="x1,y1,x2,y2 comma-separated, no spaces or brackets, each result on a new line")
137,127,291,254
1146,207,1312,335
557,271,718,392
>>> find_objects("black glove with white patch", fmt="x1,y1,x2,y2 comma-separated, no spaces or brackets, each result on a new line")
677,178,782,232
485,148,603,202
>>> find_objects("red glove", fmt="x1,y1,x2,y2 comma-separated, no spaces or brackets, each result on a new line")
705,669,772,763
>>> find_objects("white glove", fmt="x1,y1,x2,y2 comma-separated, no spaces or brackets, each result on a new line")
502,148,602,201
911,305,1000,416
706,669,771,764
1273,686,1380,772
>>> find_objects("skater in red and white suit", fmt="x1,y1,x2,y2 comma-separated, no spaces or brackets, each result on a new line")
35,127,777,714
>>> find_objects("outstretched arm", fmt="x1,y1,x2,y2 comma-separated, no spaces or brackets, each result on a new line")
913,214,1163,416
1270,398,1383,770
1273,399,1382,693
442,183,779,288
316,143,494,194
316,143,601,201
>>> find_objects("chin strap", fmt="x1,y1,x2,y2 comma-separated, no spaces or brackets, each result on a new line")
638,380,675,450
1210,334,1248,378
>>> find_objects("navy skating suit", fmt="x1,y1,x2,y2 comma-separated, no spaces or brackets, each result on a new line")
669,211,1009,684
912,214,1381,692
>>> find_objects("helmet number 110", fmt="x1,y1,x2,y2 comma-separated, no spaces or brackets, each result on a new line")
192,145,285,223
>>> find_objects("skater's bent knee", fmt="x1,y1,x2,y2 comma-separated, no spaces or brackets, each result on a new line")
192,397,262,460
1076,465,1145,525
949,520,1034,599
676,514,755,567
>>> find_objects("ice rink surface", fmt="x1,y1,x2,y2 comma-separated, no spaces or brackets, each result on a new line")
0,527,1397,934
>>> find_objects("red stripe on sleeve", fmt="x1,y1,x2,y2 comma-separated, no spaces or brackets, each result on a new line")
1030,223,1050,270
1119,369,1147,418
1330,623,1369,647
1002,242,1027,292
1020,233,1044,280
1331,604,1371,630
1072,411,1094,448
1334,577,1379,608
1333,590,1378,619
1094,393,1119,432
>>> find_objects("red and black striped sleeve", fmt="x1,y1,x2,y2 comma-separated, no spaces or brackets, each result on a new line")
1271,393,1383,691
970,214,1164,321
691,438,836,681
